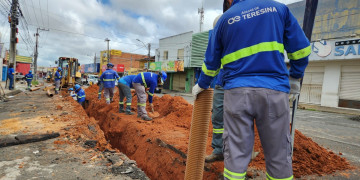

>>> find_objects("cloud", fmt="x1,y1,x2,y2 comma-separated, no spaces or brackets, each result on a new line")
0,0,302,67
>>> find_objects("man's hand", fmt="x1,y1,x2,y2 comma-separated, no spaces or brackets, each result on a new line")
150,103,154,113
192,84,204,98
289,77,300,102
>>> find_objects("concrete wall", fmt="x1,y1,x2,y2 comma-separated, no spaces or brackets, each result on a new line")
288,0,360,41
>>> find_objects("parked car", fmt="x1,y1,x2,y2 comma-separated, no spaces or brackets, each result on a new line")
15,72,25,81
87,74,98,85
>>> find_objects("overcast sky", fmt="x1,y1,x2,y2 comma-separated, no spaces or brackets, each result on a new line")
0,0,302,67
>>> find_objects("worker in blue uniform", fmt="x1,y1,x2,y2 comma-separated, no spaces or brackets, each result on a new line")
98,78,104,99
7,64,15,90
25,70,33,90
99,63,119,104
193,0,311,179
54,67,62,94
132,71,167,121
74,84,86,107
118,75,136,115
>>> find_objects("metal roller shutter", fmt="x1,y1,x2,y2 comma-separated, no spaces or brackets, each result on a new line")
172,72,186,91
339,66,360,101
299,66,324,105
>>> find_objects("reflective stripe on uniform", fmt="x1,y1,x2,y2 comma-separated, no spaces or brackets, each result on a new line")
106,98,110,101
55,88,59,91
287,45,311,60
141,73,147,88
266,173,293,180
77,95,85,98
224,168,246,180
221,41,284,66
98,92,101,94
138,103,146,107
103,79,115,81
26,78,32,79
147,91,153,96
126,103,131,105
202,63,220,77
213,128,224,134
119,102,124,105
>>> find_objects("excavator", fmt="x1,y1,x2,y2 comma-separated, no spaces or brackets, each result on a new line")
56,57,81,88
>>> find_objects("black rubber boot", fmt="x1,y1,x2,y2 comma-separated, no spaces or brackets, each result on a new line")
119,104,125,113
125,106,134,115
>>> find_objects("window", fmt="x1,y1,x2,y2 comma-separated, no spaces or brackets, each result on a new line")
177,49,184,60
163,51,168,60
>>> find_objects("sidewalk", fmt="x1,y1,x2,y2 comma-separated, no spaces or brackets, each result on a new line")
0,84,148,180
0,80,28,96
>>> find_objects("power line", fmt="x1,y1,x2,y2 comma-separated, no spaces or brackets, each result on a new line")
38,0,45,27
27,23,140,46
30,0,39,26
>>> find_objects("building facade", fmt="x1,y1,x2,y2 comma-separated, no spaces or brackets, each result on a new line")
155,31,192,92
288,0,360,109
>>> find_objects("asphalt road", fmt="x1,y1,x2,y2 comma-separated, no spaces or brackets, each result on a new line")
294,109,360,167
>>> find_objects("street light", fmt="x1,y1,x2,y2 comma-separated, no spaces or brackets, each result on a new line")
105,38,110,63
136,39,151,70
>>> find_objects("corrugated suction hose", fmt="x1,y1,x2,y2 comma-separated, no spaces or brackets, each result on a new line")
185,89,214,180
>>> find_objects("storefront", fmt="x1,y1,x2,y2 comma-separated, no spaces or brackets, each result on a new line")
300,38,360,109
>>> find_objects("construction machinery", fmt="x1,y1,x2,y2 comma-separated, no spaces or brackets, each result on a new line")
56,57,81,88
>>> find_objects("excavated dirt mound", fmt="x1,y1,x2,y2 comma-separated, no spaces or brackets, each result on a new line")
84,85,353,179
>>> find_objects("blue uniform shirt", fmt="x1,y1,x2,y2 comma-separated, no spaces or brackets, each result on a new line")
25,73,33,82
133,72,159,103
76,88,86,103
8,68,14,78
119,75,136,88
55,71,62,81
99,69,120,88
198,0,311,93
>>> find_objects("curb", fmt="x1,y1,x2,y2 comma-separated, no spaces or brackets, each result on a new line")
299,103,360,116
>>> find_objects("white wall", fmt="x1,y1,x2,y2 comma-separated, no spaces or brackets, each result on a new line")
321,63,341,107
156,31,192,67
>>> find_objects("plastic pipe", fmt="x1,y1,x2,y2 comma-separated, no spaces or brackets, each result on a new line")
185,89,214,180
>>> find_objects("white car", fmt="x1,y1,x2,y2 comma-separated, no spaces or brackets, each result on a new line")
87,75,98,85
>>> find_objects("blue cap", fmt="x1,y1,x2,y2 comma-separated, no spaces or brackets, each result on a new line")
68,88,74,91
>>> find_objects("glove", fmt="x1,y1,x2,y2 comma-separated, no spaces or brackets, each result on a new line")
150,103,154,113
192,84,204,98
289,77,301,102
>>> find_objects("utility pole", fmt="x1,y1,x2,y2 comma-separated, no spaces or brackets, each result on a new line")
34,27,49,80
198,0,204,32
105,38,110,63
9,0,19,89
147,43,151,70
93,53,96,73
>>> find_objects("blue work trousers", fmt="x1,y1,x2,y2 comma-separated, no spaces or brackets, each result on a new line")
211,85,224,155
9,77,14,90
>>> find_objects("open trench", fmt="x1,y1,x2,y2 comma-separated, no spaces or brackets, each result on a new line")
83,85,354,179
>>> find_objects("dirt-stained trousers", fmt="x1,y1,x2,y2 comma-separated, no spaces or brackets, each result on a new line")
132,82,147,117
211,85,224,155
55,80,60,93
98,82,104,99
118,83,132,108
104,87,114,104
223,87,293,180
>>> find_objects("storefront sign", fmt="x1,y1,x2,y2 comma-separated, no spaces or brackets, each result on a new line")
334,39,360,56
300,38,360,62
150,60,184,72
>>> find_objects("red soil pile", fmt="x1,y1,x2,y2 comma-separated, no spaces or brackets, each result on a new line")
84,84,353,179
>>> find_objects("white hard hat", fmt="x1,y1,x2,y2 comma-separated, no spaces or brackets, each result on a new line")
213,14,222,28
